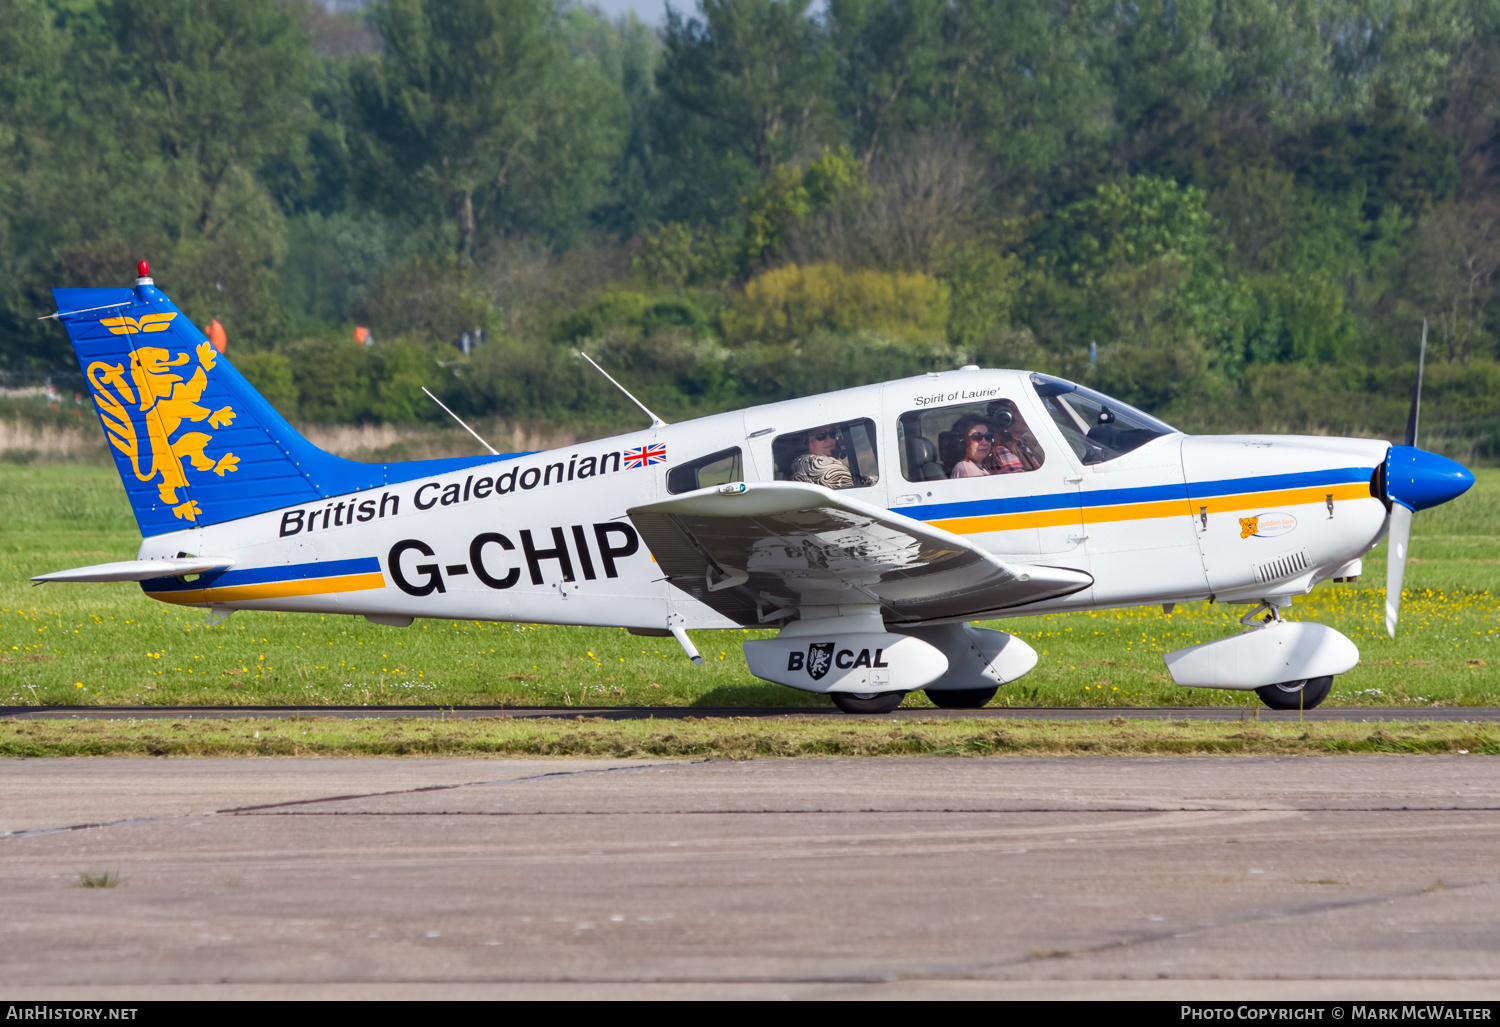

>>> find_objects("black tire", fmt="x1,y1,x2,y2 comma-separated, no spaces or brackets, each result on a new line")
1255,675,1334,711
925,687,999,709
830,691,906,714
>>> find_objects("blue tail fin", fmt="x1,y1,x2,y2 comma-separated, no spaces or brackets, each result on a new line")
54,273,509,537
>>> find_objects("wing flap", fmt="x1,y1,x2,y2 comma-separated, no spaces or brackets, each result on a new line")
627,482,1089,626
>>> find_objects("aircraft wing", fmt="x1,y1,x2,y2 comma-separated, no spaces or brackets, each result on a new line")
627,482,1091,626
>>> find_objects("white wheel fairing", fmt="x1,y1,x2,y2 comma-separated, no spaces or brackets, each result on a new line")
894,623,1038,690
1163,620,1359,690
743,631,947,694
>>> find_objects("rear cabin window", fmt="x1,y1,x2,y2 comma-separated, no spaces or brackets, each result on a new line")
897,399,1046,482
771,419,879,490
666,447,743,494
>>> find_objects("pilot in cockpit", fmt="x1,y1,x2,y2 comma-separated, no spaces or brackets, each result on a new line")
789,425,855,489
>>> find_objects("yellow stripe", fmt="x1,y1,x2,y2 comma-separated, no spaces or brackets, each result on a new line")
931,482,1371,536
1084,498,1195,526
932,507,1086,534
1190,482,1369,516
145,571,386,606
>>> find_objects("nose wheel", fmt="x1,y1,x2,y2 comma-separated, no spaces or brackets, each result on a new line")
1255,675,1333,711
925,687,999,709
830,691,906,714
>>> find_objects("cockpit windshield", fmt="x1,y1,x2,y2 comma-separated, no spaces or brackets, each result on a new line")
1030,373,1176,465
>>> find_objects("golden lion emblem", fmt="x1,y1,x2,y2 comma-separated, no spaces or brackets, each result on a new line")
88,337,238,522
1239,516,1259,539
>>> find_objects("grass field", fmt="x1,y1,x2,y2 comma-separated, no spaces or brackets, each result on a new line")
3,715,1496,758
2,464,1497,710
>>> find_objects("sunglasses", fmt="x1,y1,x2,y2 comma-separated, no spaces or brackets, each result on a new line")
967,432,995,443
811,431,839,441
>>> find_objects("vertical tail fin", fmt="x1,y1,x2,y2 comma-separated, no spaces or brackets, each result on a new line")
53,269,508,536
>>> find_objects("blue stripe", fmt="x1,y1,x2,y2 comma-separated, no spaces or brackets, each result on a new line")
142,556,381,593
898,467,1373,522
1184,466,1370,499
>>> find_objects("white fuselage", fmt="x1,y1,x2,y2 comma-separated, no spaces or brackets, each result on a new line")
135,369,1390,631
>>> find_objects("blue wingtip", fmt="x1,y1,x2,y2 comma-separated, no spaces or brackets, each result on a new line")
1386,445,1475,512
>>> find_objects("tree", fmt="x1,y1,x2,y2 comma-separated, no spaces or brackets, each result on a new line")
788,129,983,274
101,0,315,238
0,0,65,369
658,0,835,178
0,0,312,365
740,144,867,270
941,0,1110,188
1024,175,1247,397
1407,199,1500,364
826,0,951,166
351,0,622,265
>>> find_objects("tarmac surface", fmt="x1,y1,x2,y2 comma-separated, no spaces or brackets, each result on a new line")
5,704,1499,721
1,755,1499,999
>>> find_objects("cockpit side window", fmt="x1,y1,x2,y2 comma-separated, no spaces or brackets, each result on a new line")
771,419,879,489
666,447,743,494
897,399,1046,481
1030,373,1175,464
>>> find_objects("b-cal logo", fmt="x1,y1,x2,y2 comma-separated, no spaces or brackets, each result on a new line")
787,642,889,679
804,642,835,680
1240,512,1297,539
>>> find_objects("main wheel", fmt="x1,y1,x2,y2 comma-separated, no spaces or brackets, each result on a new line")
830,691,906,714
1255,675,1333,711
925,687,999,709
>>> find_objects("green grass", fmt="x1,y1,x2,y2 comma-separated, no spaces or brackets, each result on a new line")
2,715,1497,758
75,869,121,888
2,464,1497,709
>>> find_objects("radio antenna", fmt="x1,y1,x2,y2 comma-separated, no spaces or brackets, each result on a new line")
579,352,666,428
421,387,499,455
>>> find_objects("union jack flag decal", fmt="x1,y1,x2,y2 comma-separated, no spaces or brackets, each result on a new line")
623,443,667,469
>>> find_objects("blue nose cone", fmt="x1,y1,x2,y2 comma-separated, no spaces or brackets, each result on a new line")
1386,445,1474,512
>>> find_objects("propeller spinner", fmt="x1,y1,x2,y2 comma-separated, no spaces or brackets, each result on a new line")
1381,323,1475,637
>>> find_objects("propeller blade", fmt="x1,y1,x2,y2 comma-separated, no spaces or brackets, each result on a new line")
1404,320,1426,447
1384,502,1413,638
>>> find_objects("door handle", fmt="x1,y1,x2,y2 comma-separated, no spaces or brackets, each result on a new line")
1064,475,1083,484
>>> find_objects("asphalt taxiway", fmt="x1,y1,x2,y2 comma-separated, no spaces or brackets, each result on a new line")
1,755,1498,999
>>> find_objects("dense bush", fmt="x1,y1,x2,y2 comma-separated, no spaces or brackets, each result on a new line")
721,262,950,348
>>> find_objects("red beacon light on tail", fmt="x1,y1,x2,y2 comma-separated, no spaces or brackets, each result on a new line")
135,260,153,286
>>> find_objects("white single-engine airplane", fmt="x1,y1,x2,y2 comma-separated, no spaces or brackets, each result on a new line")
35,263,1475,713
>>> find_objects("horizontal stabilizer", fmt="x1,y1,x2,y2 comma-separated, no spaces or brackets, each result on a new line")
31,557,235,584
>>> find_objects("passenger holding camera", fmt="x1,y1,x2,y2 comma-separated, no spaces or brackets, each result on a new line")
948,414,1024,477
